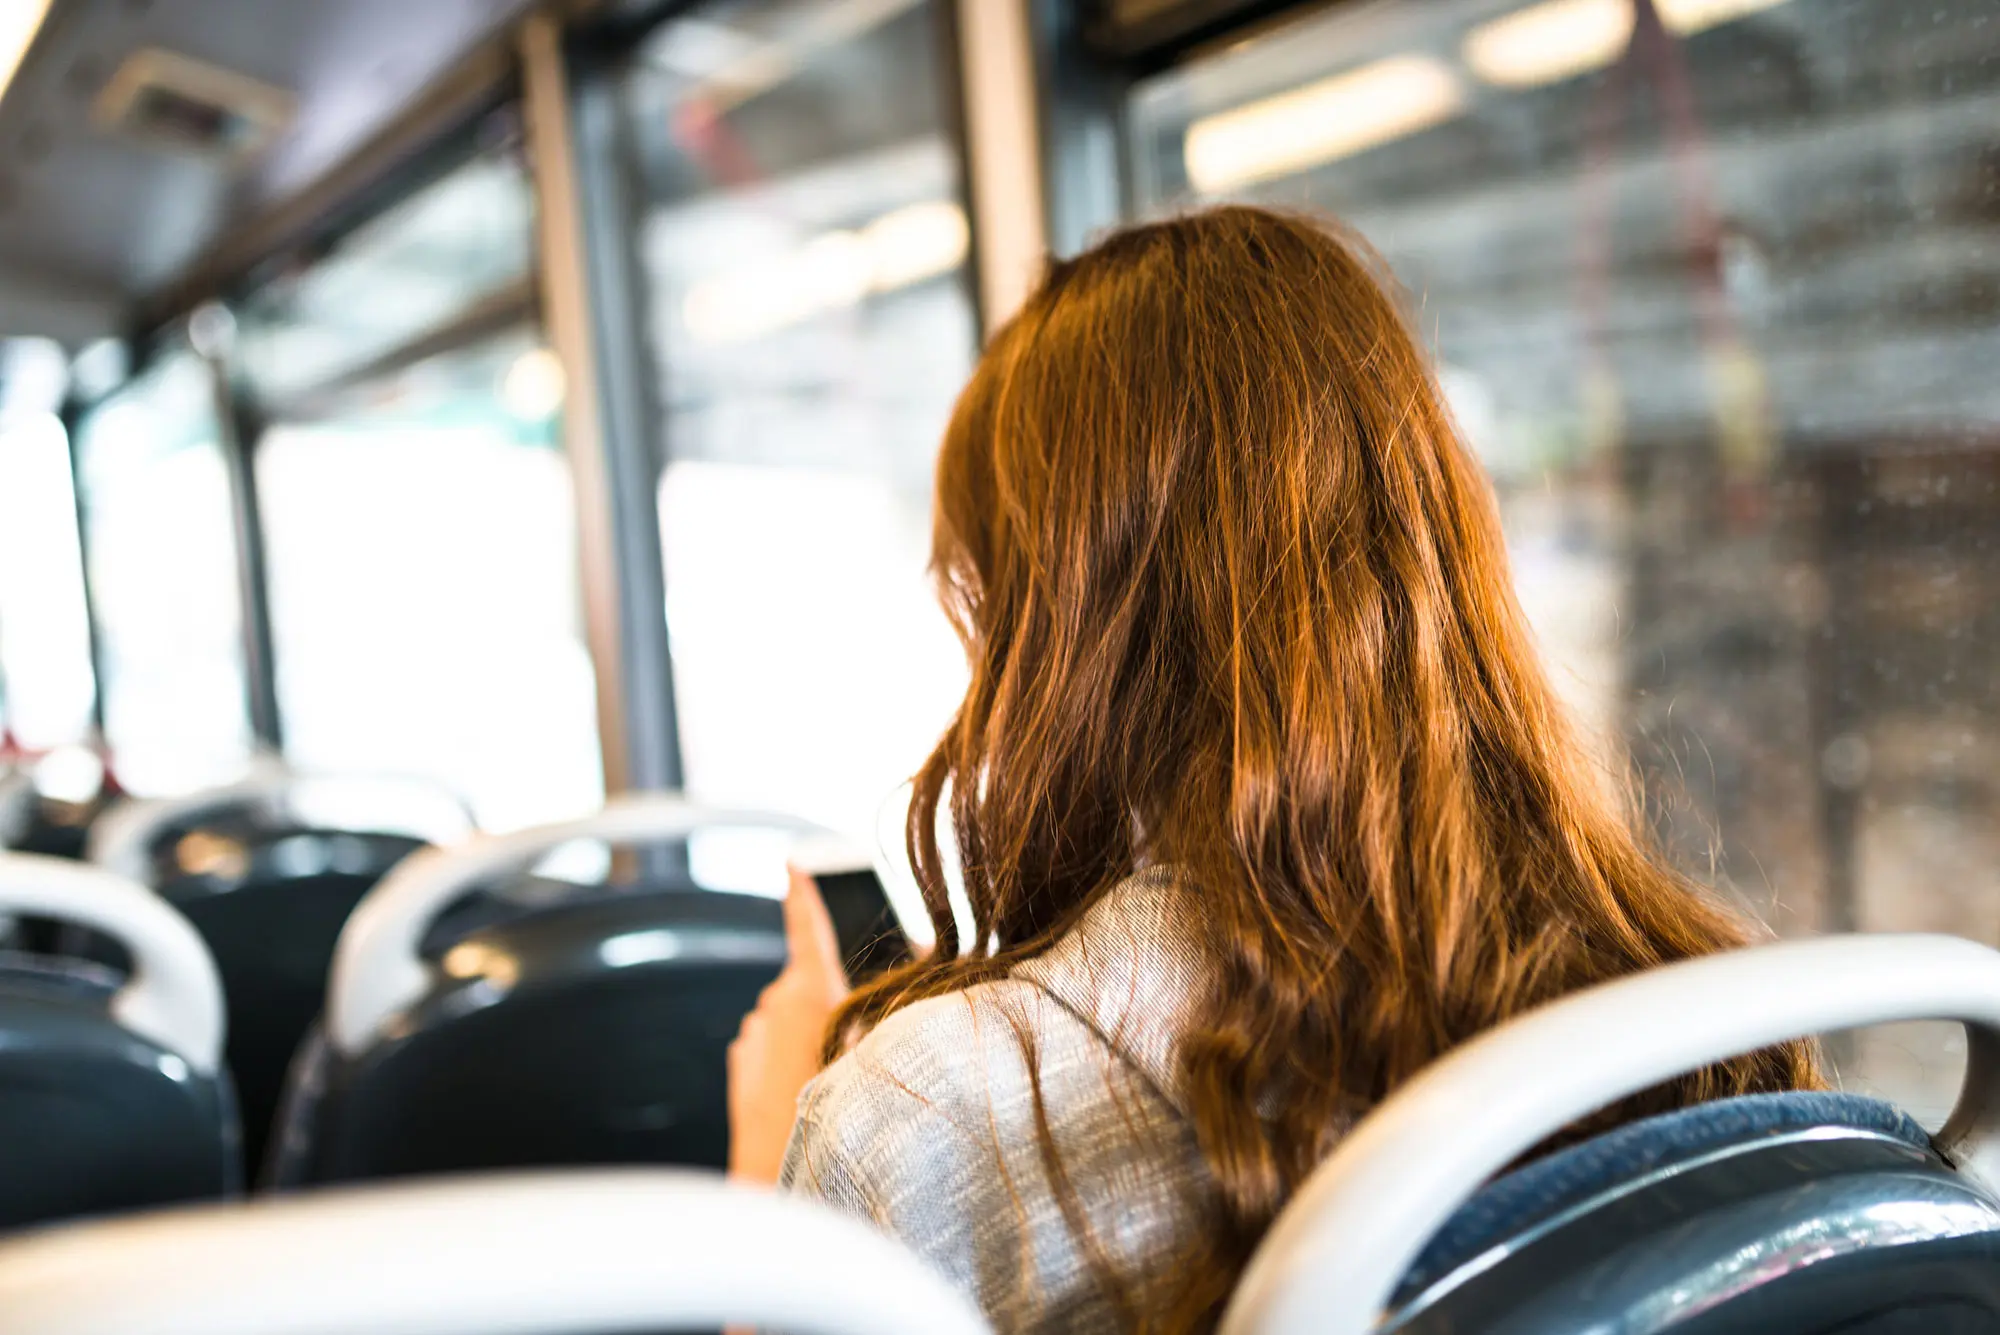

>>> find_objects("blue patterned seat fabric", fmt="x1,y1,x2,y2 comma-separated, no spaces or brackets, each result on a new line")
1391,1091,1936,1304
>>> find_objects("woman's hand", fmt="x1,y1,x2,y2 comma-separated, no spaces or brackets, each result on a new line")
727,863,850,1185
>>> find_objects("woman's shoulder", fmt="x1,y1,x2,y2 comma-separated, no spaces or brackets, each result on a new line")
797,977,1059,1143
802,865,1210,1144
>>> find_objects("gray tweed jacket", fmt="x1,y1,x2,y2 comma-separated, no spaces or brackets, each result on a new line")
779,866,1219,1333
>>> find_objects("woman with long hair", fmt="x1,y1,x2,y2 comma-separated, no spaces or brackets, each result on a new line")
727,205,1819,1333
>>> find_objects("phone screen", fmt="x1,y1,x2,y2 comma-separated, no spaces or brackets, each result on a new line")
814,867,912,983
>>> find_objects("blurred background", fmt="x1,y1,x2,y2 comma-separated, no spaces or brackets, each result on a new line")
0,0,1992,1116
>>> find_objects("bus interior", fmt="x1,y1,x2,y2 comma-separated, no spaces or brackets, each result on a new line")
0,0,1996,1330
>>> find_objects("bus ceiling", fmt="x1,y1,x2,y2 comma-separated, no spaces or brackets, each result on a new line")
0,0,606,348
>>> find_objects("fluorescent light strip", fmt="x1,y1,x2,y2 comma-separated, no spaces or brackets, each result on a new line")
1463,0,1633,89
682,198,969,345
1465,0,1795,90
0,0,54,109
1184,54,1466,195
1662,0,1796,33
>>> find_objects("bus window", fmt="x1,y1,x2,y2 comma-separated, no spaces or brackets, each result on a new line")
234,150,536,404
252,328,603,832
72,350,254,795
236,135,600,832
621,0,978,842
1126,0,2000,1119
0,410,94,753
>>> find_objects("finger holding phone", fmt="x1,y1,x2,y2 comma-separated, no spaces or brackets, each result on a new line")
726,863,853,1185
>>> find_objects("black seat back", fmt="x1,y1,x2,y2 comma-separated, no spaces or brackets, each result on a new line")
161,830,427,1173
303,885,784,1181
0,956,238,1229
1384,1092,2000,1334
0,852,237,1231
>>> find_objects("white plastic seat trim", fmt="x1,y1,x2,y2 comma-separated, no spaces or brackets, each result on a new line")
1219,933,2000,1335
87,765,474,885
0,1168,992,1335
326,791,844,1056
0,852,225,1074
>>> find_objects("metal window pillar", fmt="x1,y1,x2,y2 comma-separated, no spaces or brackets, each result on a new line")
954,0,1049,337
520,11,681,796
210,356,284,755
55,396,107,740
1030,0,1131,257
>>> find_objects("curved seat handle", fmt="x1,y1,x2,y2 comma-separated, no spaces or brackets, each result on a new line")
1219,933,2000,1335
0,852,225,1074
88,767,475,885
87,760,294,881
0,1169,991,1335
326,792,834,1056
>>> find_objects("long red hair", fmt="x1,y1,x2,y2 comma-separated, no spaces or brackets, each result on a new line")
834,206,1819,1329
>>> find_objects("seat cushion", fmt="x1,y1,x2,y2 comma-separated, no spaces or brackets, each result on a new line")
1393,1091,1934,1303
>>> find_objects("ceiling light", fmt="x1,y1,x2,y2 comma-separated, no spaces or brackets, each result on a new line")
1660,0,1792,30
861,199,970,291
500,347,566,422
0,0,52,111
1464,0,1633,89
682,200,970,344
1183,54,1465,195
799,230,873,309
1464,0,1797,90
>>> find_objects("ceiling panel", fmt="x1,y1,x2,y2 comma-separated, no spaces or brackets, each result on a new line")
0,0,540,342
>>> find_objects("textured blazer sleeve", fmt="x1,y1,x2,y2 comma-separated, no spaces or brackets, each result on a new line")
773,978,1206,1335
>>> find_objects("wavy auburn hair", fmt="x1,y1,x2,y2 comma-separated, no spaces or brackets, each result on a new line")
833,206,1819,1329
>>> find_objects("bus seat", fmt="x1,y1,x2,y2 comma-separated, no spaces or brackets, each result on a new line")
278,888,784,1183
272,794,827,1185
1221,934,2000,1335
0,1170,991,1335
0,768,33,849
83,772,469,1177
0,853,237,1231
1384,1090,1999,1332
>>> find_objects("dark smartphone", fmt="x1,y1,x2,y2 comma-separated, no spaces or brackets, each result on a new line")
814,867,913,983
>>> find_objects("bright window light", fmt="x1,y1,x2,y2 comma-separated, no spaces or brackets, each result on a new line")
0,0,53,110
0,413,95,750
1183,55,1466,195
658,461,967,847
1465,0,1795,90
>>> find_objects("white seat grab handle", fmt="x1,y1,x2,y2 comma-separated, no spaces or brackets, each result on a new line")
0,1169,993,1335
0,852,225,1075
86,758,295,881
88,766,475,885
1219,933,2000,1335
326,792,831,1056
